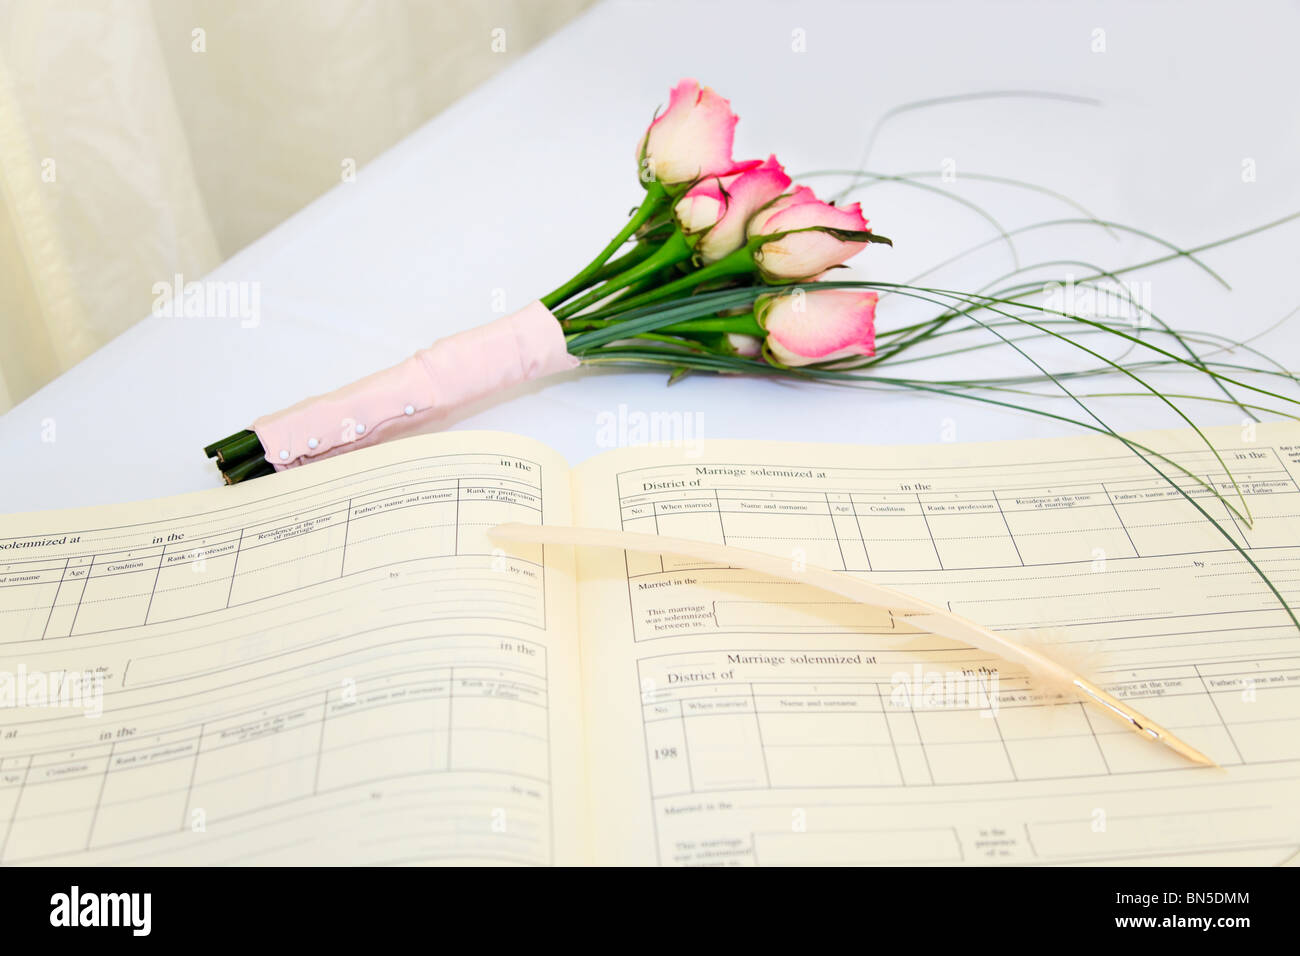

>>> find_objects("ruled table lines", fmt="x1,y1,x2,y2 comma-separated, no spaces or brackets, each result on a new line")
0,458,548,643
0,448,563,865
613,447,1300,642
0,651,553,864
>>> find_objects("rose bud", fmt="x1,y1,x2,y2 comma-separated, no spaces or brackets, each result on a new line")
636,79,749,187
725,333,763,358
747,185,886,281
673,156,792,263
756,289,878,367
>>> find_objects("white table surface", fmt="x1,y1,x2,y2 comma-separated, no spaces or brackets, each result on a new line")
3,0,1298,515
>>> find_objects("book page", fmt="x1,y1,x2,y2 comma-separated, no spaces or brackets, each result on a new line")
0,431,587,865
571,423,1300,865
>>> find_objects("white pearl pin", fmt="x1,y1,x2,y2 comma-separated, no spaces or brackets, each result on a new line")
307,438,319,450
279,449,289,461
404,404,415,416
355,423,366,435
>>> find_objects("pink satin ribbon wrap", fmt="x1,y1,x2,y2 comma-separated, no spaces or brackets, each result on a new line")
252,301,578,470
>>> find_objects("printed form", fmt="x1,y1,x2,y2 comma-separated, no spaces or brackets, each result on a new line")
1,424,1297,864
570,423,1300,866
0,435,587,865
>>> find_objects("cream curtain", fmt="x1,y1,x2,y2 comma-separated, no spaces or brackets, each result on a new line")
0,0,592,412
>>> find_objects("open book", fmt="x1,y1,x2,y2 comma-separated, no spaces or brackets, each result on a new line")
1,423,1298,866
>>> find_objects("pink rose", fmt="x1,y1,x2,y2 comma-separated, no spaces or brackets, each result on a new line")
637,79,746,186
673,155,792,263
757,289,878,366
747,185,875,281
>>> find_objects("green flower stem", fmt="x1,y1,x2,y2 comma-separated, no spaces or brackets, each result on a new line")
553,230,693,319
222,455,272,485
217,449,260,473
213,430,263,463
580,240,762,320
563,312,763,337
661,313,764,337
583,241,658,286
541,183,668,310
629,331,717,353
204,429,249,459
581,264,681,316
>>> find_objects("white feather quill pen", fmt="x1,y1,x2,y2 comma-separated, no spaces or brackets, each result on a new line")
490,522,1217,768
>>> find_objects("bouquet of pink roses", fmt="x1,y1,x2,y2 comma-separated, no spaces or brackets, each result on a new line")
204,79,890,481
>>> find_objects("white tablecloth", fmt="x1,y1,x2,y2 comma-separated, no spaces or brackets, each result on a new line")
3,0,1298,513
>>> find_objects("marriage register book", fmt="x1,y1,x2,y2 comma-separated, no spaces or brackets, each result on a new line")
1,423,1298,866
